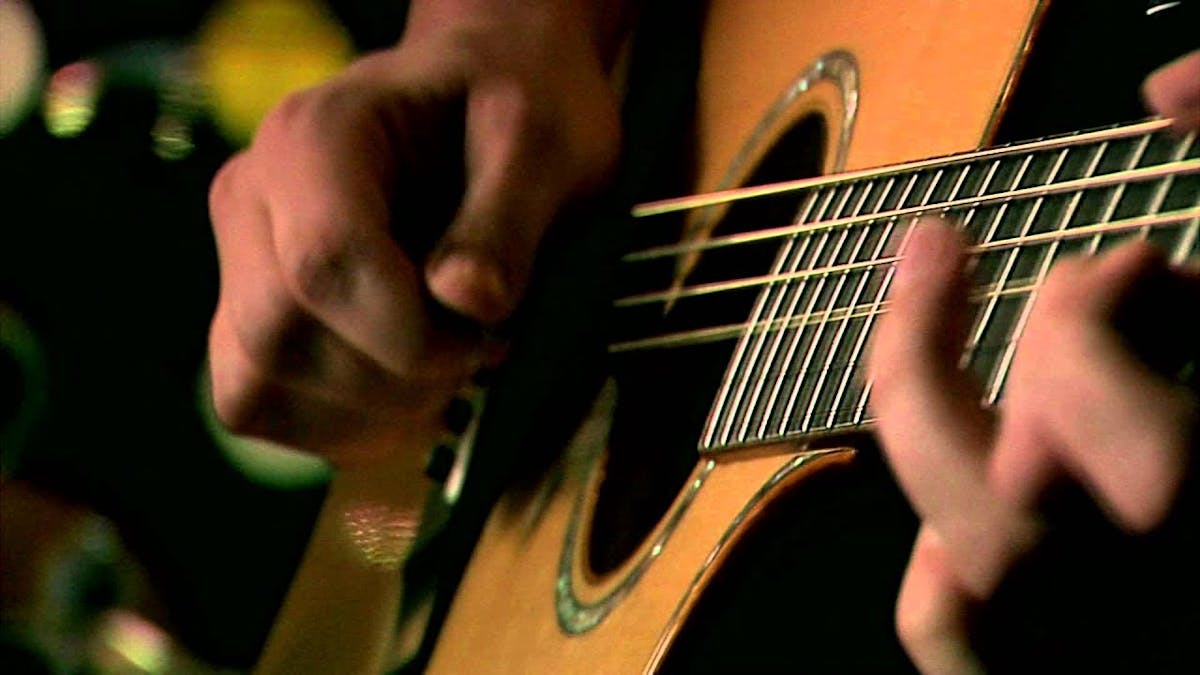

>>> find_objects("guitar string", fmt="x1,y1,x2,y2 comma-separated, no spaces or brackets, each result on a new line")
608,216,1200,355
771,178,889,439
702,189,822,447
816,160,979,434
734,182,867,443
632,118,1174,218
775,170,944,439
817,174,918,432
973,131,1198,400
953,150,1023,367
969,148,1064,402
627,124,1196,446
709,188,829,446
622,156,1199,263
613,206,1200,309
971,141,1109,393
617,129,1197,310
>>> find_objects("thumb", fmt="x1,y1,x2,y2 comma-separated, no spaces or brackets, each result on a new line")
425,82,568,325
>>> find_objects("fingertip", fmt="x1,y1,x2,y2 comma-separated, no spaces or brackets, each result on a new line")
1143,51,1200,131
894,217,967,293
426,250,515,325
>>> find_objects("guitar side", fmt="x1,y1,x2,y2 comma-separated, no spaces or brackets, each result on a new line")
427,2,1043,672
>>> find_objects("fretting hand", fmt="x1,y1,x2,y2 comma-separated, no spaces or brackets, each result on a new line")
869,50,1200,674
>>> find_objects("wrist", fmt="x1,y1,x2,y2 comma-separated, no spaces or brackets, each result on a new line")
405,0,629,68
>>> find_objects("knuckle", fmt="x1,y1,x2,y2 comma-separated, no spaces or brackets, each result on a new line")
256,90,313,142
280,226,361,309
482,77,557,154
258,85,369,148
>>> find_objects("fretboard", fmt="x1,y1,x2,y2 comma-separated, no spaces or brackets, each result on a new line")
618,120,1200,454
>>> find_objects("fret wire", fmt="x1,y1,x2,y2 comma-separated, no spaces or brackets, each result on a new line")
1139,131,1196,240
953,158,1006,361
1175,218,1200,264
1089,133,1153,255
771,181,884,437
703,188,823,447
848,167,962,428
801,226,876,432
787,169,945,435
704,301,1199,452
849,227,919,425
816,173,917,431
623,157,1199,263
974,139,1112,377
715,188,836,446
1170,133,1200,263
956,156,1012,363
613,204,1200,309
634,119,1173,218
613,210,1200,356
959,158,1004,230
840,172,921,428
982,147,1072,404
632,127,1197,451
739,225,847,441
961,154,1036,370
782,214,878,435
824,167,966,429
724,189,837,443
736,185,859,442
615,263,1193,360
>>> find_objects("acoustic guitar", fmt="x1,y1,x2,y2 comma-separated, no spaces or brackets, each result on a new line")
416,0,1200,672
247,0,1197,672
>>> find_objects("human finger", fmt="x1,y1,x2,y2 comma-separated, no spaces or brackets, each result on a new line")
426,72,619,324
893,527,984,675
1143,50,1200,131
870,220,1029,593
991,243,1198,531
208,156,448,461
254,85,477,389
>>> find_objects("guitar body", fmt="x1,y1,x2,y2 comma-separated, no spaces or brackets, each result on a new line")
426,1,1195,672
426,3,1040,673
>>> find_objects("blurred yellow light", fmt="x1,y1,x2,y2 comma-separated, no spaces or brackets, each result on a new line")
196,0,354,145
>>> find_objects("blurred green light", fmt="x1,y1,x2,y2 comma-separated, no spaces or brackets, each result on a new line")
196,366,332,489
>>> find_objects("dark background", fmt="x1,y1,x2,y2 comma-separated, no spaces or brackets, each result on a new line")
1,1,409,667
3,1,1197,672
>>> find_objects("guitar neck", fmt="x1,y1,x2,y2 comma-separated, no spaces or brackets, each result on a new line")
617,119,1200,453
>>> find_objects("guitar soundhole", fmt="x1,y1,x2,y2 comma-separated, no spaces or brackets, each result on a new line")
587,115,830,575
